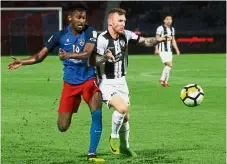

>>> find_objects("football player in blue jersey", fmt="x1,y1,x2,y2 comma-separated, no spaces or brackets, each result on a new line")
8,5,111,162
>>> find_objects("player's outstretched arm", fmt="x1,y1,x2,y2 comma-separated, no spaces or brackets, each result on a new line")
138,35,171,47
8,29,61,70
8,47,49,70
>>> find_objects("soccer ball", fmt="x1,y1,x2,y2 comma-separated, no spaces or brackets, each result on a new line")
180,84,204,107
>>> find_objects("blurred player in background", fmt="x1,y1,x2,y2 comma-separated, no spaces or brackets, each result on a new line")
155,14,180,87
8,5,109,162
92,8,170,157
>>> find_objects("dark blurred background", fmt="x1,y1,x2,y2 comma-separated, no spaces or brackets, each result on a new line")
1,1,226,55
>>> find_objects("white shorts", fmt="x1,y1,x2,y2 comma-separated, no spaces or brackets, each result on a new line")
98,76,130,108
159,52,173,63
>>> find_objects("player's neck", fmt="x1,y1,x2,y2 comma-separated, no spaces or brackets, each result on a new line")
69,25,80,36
164,24,170,28
108,27,119,39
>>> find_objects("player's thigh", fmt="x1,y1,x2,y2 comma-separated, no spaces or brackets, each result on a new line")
88,92,103,112
57,112,73,132
165,53,173,67
98,81,115,103
99,79,129,103
117,81,130,105
57,82,82,131
159,52,167,63
82,78,102,111
109,96,129,114
110,80,130,120
58,82,82,113
99,80,129,114
160,52,172,64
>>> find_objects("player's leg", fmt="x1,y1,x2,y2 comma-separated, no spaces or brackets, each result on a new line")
108,79,137,156
119,114,129,149
109,96,129,139
107,95,128,155
116,83,137,157
159,52,168,87
98,80,128,154
119,113,137,157
164,60,172,86
163,52,173,86
82,79,104,162
159,52,172,87
57,82,81,132
87,91,103,155
57,113,73,132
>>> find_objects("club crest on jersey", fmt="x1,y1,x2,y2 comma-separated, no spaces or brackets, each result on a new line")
79,39,85,46
120,40,125,47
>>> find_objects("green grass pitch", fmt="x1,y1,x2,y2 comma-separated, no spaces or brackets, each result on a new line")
1,54,226,164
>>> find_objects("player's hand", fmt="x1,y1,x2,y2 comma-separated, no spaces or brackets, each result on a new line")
158,35,172,42
105,49,115,63
176,50,180,56
165,35,172,41
59,49,71,60
8,56,22,70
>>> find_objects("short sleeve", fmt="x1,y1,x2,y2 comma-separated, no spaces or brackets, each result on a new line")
124,30,140,44
156,26,163,35
85,26,98,44
96,35,108,55
44,31,61,52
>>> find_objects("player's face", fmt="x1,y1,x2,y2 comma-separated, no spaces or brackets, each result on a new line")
69,11,86,32
164,16,172,26
111,13,126,34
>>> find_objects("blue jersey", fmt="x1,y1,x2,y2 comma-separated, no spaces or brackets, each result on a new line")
45,25,98,85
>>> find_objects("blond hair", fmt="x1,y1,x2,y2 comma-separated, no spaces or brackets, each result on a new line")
108,8,126,16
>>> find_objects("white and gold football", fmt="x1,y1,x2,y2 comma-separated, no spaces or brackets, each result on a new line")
180,84,204,107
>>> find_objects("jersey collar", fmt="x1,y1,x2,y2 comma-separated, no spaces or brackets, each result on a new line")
107,29,125,41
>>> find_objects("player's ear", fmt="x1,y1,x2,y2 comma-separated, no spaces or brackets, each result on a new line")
68,15,72,22
108,14,113,26
108,18,113,26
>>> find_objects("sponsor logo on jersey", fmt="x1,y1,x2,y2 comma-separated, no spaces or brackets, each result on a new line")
64,39,72,45
120,40,125,47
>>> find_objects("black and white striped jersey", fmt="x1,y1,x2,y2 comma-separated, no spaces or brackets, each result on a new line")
156,25,175,52
96,30,139,79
